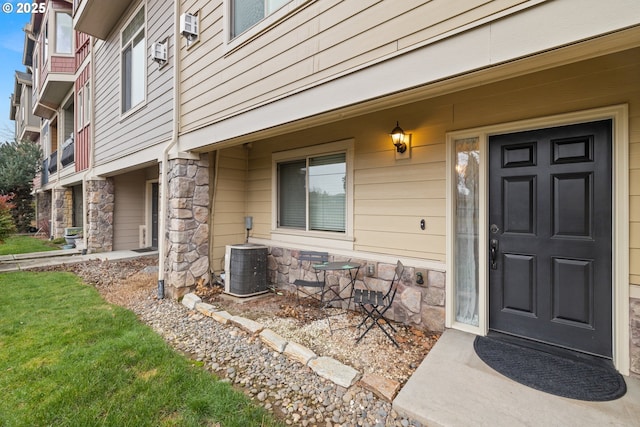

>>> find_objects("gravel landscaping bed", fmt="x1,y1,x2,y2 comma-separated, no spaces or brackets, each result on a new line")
36,257,437,426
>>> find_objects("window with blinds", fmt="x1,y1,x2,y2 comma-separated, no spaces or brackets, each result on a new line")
278,152,346,232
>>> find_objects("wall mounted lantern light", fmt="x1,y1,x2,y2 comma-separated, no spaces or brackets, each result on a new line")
390,121,411,159
390,121,407,153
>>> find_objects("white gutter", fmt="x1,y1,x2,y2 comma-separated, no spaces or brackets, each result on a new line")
157,0,181,298
81,35,96,253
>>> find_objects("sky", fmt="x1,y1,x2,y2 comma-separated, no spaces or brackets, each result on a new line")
0,3,31,141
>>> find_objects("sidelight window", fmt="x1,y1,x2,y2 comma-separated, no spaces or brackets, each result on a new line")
454,138,480,326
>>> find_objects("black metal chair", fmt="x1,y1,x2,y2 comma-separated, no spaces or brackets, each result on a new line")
293,251,329,304
354,260,404,348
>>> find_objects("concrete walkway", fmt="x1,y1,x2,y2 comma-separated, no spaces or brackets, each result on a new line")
0,249,158,272
393,328,640,427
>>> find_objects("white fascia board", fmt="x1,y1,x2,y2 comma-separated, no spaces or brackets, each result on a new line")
92,143,164,177
179,0,640,151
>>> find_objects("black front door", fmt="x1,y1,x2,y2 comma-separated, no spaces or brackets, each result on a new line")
488,120,612,357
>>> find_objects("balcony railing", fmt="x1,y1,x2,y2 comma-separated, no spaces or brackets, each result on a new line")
47,151,57,174
61,139,74,167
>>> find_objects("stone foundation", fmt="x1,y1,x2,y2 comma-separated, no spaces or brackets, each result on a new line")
164,154,210,299
86,178,114,252
35,191,51,237
52,188,72,238
267,247,446,332
631,297,640,376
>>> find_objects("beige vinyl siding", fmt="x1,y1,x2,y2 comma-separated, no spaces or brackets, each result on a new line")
210,146,248,271
231,48,640,278
93,0,173,167
113,170,146,250
179,0,530,133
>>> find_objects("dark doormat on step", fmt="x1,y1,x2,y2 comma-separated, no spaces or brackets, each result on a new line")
473,334,626,401
132,247,157,253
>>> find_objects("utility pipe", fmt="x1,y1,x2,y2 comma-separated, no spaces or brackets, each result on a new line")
81,35,96,253
157,0,182,299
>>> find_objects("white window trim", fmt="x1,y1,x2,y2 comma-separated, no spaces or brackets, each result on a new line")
84,81,90,126
224,0,312,52
119,3,147,119
271,139,354,250
53,10,73,56
42,19,48,63
77,87,83,130
445,104,629,375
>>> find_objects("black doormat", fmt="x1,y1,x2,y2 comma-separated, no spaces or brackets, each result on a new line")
132,247,157,253
473,334,626,401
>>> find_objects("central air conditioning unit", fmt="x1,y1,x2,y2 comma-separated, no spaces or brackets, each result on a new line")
179,12,198,40
224,244,268,297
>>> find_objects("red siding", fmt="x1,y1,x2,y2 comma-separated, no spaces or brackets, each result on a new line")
75,65,91,172
75,32,90,69
50,56,75,73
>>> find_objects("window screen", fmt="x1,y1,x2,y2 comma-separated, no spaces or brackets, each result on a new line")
277,152,346,233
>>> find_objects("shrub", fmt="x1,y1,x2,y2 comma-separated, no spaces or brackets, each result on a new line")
0,194,16,243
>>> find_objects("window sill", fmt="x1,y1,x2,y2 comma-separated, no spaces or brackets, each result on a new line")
225,0,315,56
120,101,147,123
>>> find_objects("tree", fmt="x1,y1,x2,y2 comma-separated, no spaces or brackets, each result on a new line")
0,194,16,242
0,139,42,232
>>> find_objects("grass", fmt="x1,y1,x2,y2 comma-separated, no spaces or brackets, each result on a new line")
0,271,282,427
0,235,60,255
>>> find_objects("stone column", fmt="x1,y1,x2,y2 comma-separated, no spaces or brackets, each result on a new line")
164,153,210,299
631,297,640,376
35,191,52,237
52,188,72,238
86,178,114,253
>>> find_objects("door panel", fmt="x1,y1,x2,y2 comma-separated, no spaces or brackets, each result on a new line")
553,173,592,237
489,120,612,357
503,176,536,234
502,253,536,314
552,257,593,325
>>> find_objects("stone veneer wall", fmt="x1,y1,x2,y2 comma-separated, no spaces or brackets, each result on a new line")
52,188,72,238
268,247,446,332
631,297,640,376
164,154,210,299
35,191,51,237
86,178,114,252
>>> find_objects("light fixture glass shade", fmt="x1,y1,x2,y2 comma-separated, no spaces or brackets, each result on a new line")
390,121,407,153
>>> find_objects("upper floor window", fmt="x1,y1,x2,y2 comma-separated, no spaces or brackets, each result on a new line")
84,81,90,125
230,0,289,38
121,6,145,114
55,12,72,54
77,87,83,129
43,20,48,60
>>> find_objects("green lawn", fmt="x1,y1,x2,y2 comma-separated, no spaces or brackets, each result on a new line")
0,235,60,255
0,271,281,427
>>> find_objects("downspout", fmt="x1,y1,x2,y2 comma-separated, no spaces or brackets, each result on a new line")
157,0,181,299
81,36,96,253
